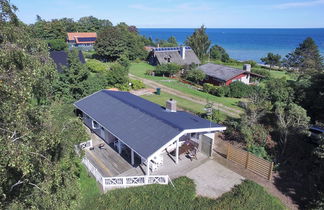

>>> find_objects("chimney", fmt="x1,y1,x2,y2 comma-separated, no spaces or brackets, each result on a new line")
180,46,186,60
243,64,251,72
166,98,177,112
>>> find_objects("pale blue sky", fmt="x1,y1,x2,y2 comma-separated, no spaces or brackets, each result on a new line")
11,0,324,28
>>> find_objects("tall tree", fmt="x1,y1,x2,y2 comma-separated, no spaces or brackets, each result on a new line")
185,25,211,60
53,49,89,101
275,103,310,157
260,52,282,70
77,16,112,32
0,1,88,208
209,45,230,62
95,24,146,61
283,37,323,75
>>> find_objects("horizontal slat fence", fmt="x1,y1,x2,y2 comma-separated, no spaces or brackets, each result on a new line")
227,143,274,180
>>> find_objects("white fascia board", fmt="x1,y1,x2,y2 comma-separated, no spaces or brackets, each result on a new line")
147,126,226,160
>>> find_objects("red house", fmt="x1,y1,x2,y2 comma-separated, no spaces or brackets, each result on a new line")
198,63,262,86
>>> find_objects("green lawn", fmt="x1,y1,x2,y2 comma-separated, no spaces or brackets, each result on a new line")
141,92,228,121
80,176,286,210
130,62,243,111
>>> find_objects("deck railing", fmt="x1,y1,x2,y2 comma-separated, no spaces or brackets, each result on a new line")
79,139,93,149
82,157,169,190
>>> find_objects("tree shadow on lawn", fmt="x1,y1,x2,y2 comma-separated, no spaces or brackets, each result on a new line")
273,134,322,209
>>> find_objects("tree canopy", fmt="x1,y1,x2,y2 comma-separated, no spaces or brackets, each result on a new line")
209,45,230,62
94,24,147,61
260,53,282,70
283,37,323,75
0,2,88,208
185,25,211,60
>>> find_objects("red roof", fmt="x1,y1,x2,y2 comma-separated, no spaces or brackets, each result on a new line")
67,32,97,44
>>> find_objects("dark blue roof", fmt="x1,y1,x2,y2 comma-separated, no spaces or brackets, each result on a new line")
74,90,224,159
50,50,85,73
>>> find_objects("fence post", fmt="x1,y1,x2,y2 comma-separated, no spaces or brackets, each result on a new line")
226,143,230,159
245,152,250,169
268,162,274,181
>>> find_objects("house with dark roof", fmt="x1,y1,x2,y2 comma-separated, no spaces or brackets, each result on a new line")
148,46,200,66
67,32,97,50
50,50,85,73
198,63,263,86
74,90,226,176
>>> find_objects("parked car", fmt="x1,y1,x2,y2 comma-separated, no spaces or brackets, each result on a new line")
308,125,324,144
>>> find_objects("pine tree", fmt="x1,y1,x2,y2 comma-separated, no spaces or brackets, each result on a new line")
284,37,323,74
185,25,211,60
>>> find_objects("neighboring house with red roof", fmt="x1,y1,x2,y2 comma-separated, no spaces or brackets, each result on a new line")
198,63,264,86
67,32,97,50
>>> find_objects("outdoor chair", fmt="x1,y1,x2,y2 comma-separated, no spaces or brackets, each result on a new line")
188,148,197,161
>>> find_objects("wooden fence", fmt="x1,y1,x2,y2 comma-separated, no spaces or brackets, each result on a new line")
226,143,274,180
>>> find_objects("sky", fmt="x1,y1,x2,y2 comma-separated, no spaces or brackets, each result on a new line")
11,0,324,28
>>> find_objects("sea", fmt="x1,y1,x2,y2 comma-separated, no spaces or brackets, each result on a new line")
139,28,324,62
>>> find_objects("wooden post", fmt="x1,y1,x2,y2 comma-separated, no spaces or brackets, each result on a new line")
268,162,274,181
245,152,250,169
131,149,134,165
226,143,230,159
175,139,179,164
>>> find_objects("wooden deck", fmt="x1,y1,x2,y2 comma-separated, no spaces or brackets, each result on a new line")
85,138,133,177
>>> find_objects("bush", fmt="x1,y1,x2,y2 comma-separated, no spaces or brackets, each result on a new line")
184,69,206,84
86,59,109,72
155,63,181,77
247,144,270,160
252,69,271,79
228,81,252,98
83,51,95,59
203,83,216,94
117,55,130,70
47,39,67,51
244,60,257,68
130,79,145,90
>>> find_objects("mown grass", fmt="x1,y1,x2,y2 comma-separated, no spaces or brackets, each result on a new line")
129,62,243,111
141,92,228,121
80,176,286,210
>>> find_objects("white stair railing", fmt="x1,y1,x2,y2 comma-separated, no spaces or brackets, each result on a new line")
82,157,169,190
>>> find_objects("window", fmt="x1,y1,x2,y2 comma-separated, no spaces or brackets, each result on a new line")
92,120,99,129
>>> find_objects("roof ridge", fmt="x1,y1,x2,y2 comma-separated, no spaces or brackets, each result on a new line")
102,90,183,131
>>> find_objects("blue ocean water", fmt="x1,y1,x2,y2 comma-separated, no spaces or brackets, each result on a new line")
139,28,324,62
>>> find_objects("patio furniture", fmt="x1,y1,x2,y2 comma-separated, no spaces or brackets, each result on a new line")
188,148,198,161
98,143,105,149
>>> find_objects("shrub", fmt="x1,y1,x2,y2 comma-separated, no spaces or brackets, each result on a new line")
117,55,130,70
83,51,95,59
47,39,67,51
203,83,216,94
155,63,181,77
214,86,226,97
228,81,252,98
244,60,257,67
252,69,271,79
184,69,206,84
86,59,109,72
130,79,145,90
